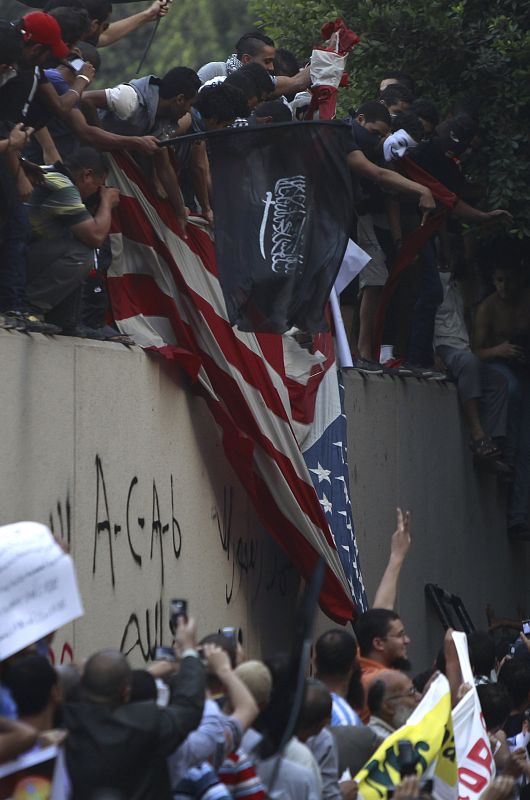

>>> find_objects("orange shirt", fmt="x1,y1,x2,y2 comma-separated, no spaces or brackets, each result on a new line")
357,656,393,723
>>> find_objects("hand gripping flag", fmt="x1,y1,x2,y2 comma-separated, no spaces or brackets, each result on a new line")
106,148,367,621
207,121,354,334
306,18,361,120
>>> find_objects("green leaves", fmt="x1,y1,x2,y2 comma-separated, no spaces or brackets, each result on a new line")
249,0,530,238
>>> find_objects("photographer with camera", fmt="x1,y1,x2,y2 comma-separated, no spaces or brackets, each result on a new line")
63,614,205,800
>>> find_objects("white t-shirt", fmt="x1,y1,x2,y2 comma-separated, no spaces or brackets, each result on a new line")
104,84,140,120
434,271,470,351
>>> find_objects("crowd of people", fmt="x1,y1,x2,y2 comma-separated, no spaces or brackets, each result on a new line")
1,517,530,800
0,1,528,533
0,3,529,797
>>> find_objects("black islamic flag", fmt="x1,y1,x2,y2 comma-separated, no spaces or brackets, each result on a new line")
207,120,354,333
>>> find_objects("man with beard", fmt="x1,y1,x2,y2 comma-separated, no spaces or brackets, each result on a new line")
355,609,412,722
366,671,421,738
314,629,364,727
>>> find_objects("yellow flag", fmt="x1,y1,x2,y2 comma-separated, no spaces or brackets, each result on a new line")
355,674,458,800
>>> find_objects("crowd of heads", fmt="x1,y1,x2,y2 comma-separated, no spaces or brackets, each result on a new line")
3,571,530,800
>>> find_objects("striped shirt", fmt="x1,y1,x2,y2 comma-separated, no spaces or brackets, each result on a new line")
331,693,363,727
26,168,90,240
218,749,266,799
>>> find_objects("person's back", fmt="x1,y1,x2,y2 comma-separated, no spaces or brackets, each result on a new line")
256,753,320,800
64,640,205,800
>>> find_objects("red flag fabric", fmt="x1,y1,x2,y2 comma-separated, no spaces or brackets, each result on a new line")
372,158,458,359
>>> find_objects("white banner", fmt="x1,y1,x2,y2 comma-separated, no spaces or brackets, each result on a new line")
452,631,495,800
0,521,83,660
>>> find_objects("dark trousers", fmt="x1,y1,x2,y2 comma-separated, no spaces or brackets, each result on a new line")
27,237,94,328
0,190,30,312
406,239,444,366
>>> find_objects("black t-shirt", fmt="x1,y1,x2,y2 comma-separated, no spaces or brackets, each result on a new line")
344,117,389,215
0,66,48,126
410,136,465,196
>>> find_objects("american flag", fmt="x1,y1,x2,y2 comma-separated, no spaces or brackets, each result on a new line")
106,151,366,621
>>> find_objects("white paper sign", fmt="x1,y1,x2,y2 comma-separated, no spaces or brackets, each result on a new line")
334,239,372,295
0,522,83,660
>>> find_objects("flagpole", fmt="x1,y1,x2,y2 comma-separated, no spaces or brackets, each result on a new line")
136,16,161,74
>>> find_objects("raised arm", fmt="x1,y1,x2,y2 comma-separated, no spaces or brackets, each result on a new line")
70,186,120,247
203,645,258,732
97,0,170,48
372,508,411,609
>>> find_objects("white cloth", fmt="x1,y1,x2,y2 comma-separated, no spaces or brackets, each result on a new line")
197,61,228,84
285,737,323,795
199,76,226,91
309,49,347,88
367,715,395,740
433,272,469,350
0,67,17,88
383,129,417,162
104,84,140,121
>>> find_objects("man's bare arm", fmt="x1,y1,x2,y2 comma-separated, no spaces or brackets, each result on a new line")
190,142,213,224
347,149,435,224
34,127,61,164
373,508,411,609
272,66,311,99
70,186,120,247
0,718,38,765
97,0,170,48
38,84,159,155
154,147,188,236
452,199,513,226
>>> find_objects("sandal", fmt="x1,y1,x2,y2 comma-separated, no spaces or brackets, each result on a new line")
470,436,501,460
104,333,135,346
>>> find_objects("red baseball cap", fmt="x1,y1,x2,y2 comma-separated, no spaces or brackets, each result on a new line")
21,12,70,58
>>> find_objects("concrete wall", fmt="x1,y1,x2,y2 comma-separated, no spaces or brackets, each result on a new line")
342,371,530,672
0,331,300,666
0,332,526,669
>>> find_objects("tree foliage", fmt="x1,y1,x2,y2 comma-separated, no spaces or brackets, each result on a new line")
95,0,250,84
4,0,250,85
249,0,530,237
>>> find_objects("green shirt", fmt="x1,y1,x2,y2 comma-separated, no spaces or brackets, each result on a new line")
26,168,91,240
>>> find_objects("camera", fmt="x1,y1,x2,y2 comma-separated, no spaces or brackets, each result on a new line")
153,646,176,662
398,740,417,777
220,626,237,643
68,58,85,72
169,598,188,635
523,619,530,636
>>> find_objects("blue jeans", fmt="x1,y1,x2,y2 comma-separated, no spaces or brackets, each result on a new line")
490,362,530,526
0,192,30,312
407,239,443,366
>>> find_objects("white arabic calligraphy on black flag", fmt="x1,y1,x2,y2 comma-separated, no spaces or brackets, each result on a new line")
208,121,354,333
